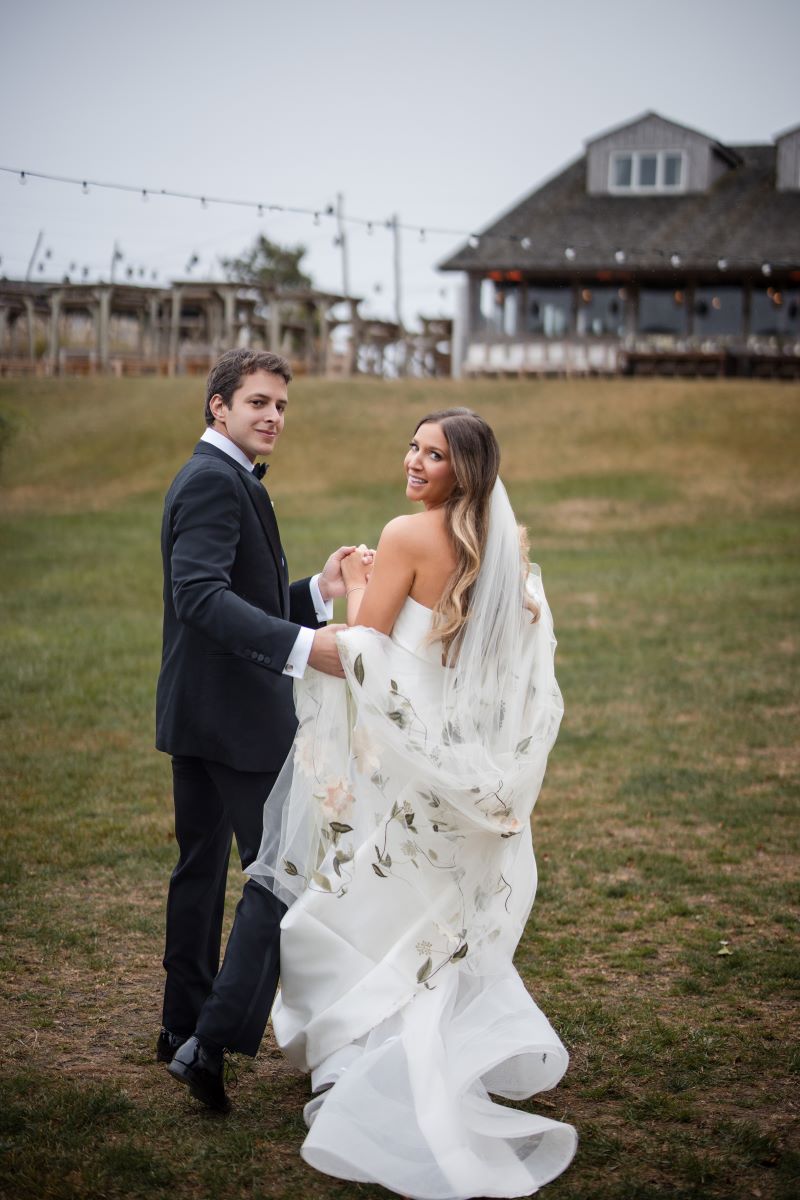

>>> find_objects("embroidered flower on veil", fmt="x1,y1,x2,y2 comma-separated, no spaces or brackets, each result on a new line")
320,777,355,822
351,723,382,775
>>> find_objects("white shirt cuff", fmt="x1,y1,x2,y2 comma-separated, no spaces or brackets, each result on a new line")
283,626,315,678
282,576,332,679
309,573,334,622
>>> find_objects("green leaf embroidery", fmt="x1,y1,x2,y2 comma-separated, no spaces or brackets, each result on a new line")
332,856,342,877
390,679,398,693
329,821,353,834
515,736,532,755
372,863,387,878
354,654,365,686
283,860,299,876
451,942,468,961
311,870,332,891
417,957,432,983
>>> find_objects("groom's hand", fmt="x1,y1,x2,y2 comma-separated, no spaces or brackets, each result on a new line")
318,545,374,600
308,625,347,677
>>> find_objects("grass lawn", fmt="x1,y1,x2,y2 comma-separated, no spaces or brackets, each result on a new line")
0,374,798,1200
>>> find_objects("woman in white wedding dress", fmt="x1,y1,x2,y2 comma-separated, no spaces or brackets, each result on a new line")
249,408,577,1198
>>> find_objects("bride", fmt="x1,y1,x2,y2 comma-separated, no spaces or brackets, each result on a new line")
248,407,577,1198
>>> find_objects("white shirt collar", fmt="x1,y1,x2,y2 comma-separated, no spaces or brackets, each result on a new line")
200,427,257,474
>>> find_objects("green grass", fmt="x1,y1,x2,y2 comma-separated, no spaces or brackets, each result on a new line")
1,376,798,1199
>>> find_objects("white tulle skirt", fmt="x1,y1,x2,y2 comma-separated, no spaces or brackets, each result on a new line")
250,588,576,1197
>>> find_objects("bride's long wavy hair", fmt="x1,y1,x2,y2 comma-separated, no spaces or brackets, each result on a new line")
415,408,536,655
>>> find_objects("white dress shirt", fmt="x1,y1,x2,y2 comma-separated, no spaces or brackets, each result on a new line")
199,428,332,677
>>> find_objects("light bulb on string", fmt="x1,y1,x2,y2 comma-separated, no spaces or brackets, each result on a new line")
670,253,681,268
257,205,264,217
761,263,772,276
313,212,321,226
367,222,373,236
717,258,728,271
18,171,26,186
81,181,89,195
614,248,626,264
468,234,480,249
520,237,531,250
141,189,148,202
564,246,576,260
419,229,426,243
200,197,208,209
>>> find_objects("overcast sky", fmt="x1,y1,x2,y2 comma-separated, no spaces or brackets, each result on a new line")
1,0,797,325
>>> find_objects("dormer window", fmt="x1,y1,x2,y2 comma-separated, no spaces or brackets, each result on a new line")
609,150,685,193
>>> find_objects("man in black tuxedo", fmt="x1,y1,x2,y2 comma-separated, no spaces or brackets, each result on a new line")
155,348,354,1111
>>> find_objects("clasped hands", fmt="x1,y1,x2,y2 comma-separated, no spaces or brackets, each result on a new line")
309,544,375,676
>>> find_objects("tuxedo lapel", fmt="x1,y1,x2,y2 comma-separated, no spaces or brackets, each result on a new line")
242,475,290,615
193,442,289,616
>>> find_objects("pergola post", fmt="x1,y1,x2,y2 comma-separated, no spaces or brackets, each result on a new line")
319,302,330,376
304,300,315,373
98,287,112,372
168,287,182,376
0,306,7,358
48,290,62,375
23,297,36,362
268,295,281,354
222,288,236,348
346,299,359,376
147,295,160,363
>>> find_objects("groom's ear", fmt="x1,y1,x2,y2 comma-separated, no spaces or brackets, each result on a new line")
209,393,226,423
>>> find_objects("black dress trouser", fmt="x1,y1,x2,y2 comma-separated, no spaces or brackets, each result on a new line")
161,755,286,1056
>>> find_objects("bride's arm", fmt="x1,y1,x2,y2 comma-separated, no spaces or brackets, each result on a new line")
342,517,417,634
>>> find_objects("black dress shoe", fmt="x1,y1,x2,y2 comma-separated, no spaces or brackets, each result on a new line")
167,1036,230,1113
156,1028,185,1063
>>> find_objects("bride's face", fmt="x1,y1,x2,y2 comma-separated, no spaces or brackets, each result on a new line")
405,422,456,507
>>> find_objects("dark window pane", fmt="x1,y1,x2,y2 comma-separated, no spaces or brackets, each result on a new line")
577,287,626,337
526,287,572,337
694,287,743,336
664,154,682,187
751,288,800,335
614,155,632,187
638,155,657,187
638,289,689,335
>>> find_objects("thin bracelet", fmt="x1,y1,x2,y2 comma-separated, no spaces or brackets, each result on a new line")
346,586,367,597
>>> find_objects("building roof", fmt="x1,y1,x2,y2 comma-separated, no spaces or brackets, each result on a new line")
439,144,800,275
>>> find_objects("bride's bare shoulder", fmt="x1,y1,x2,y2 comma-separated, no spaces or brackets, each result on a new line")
379,510,450,556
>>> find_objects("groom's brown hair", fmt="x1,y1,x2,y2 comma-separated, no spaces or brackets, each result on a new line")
205,349,293,425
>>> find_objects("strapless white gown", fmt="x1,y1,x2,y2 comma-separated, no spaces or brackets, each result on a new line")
251,594,577,1198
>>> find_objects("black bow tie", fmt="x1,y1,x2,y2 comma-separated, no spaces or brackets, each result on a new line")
252,462,268,480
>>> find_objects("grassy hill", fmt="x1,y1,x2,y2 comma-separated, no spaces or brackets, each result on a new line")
1,376,798,1199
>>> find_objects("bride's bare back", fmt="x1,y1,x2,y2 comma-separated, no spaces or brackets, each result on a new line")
344,507,457,633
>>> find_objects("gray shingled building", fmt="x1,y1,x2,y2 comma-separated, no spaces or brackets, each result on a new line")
440,112,800,378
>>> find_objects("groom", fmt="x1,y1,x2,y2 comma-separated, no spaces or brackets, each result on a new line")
155,347,352,1112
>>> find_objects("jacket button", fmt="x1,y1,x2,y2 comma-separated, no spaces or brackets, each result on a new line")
264,656,271,665
257,652,265,662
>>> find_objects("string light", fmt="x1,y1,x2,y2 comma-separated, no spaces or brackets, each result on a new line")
0,165,795,274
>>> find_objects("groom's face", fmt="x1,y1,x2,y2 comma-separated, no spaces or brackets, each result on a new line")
209,369,288,462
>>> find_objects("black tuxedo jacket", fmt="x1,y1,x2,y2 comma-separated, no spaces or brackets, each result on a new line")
155,441,324,772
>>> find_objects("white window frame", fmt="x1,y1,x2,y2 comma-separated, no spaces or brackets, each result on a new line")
608,150,687,194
